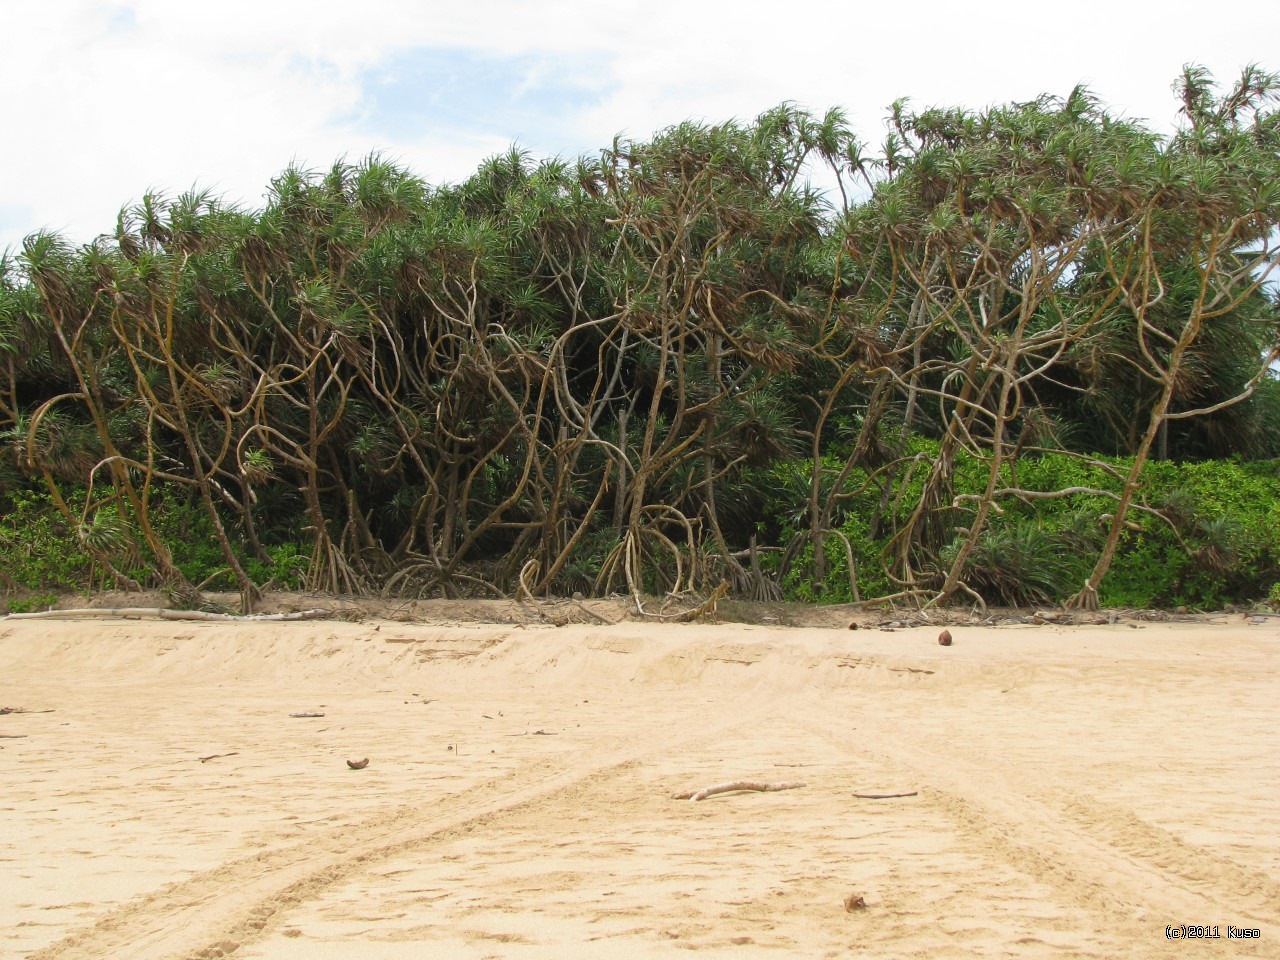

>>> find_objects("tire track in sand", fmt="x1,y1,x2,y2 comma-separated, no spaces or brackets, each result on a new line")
26,707,769,960
795,710,1279,954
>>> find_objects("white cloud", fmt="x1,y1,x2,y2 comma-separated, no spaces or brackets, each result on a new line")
2,0,1276,253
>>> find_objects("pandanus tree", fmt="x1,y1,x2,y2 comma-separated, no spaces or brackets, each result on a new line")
2,74,1276,610
829,68,1279,609
1064,65,1280,609
834,89,1163,606
583,107,855,608
15,227,201,595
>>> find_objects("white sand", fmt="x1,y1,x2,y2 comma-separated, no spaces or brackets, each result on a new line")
1,612,1277,959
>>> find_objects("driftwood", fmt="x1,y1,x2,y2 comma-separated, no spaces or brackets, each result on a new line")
565,596,620,625
852,790,919,799
3,607,332,622
289,712,325,718
198,752,238,763
672,779,807,802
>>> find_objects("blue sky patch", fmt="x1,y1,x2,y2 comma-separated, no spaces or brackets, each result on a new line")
0,204,35,253
349,47,615,158
101,3,139,34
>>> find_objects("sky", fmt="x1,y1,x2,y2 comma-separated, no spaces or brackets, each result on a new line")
2,0,1276,255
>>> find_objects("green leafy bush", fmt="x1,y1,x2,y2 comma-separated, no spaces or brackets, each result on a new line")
759,445,1280,608
0,487,89,591
0,483,311,596
6,592,57,613
243,543,310,590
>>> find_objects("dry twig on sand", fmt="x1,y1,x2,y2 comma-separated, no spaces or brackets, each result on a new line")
671,779,807,802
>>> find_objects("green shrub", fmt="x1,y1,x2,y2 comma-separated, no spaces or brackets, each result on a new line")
940,520,1081,607
0,482,311,596
0,487,89,591
757,444,1280,608
243,543,310,590
6,592,57,613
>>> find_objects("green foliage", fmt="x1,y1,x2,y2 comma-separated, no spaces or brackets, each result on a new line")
6,592,57,613
961,453,1280,608
0,487,89,591
0,483,311,596
150,502,229,585
242,543,310,591
141,497,311,591
761,445,1280,608
1,73,1277,608
551,527,619,595
941,521,1080,607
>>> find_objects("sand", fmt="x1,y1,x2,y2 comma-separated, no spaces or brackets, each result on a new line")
1,606,1277,959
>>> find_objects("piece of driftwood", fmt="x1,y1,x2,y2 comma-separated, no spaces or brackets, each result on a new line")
852,790,918,799
0,734,28,739
198,752,238,763
565,596,620,625
3,607,332,623
289,712,325,718
672,779,807,802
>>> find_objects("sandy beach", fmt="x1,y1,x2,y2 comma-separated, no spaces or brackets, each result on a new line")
1,604,1277,959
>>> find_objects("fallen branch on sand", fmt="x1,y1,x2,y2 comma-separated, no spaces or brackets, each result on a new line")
2,608,332,623
852,790,919,799
198,752,238,763
565,596,620,625
672,780,807,802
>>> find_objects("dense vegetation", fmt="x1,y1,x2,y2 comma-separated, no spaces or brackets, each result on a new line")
2,66,1278,613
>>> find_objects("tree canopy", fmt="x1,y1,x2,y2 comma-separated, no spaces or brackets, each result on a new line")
2,66,1278,613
